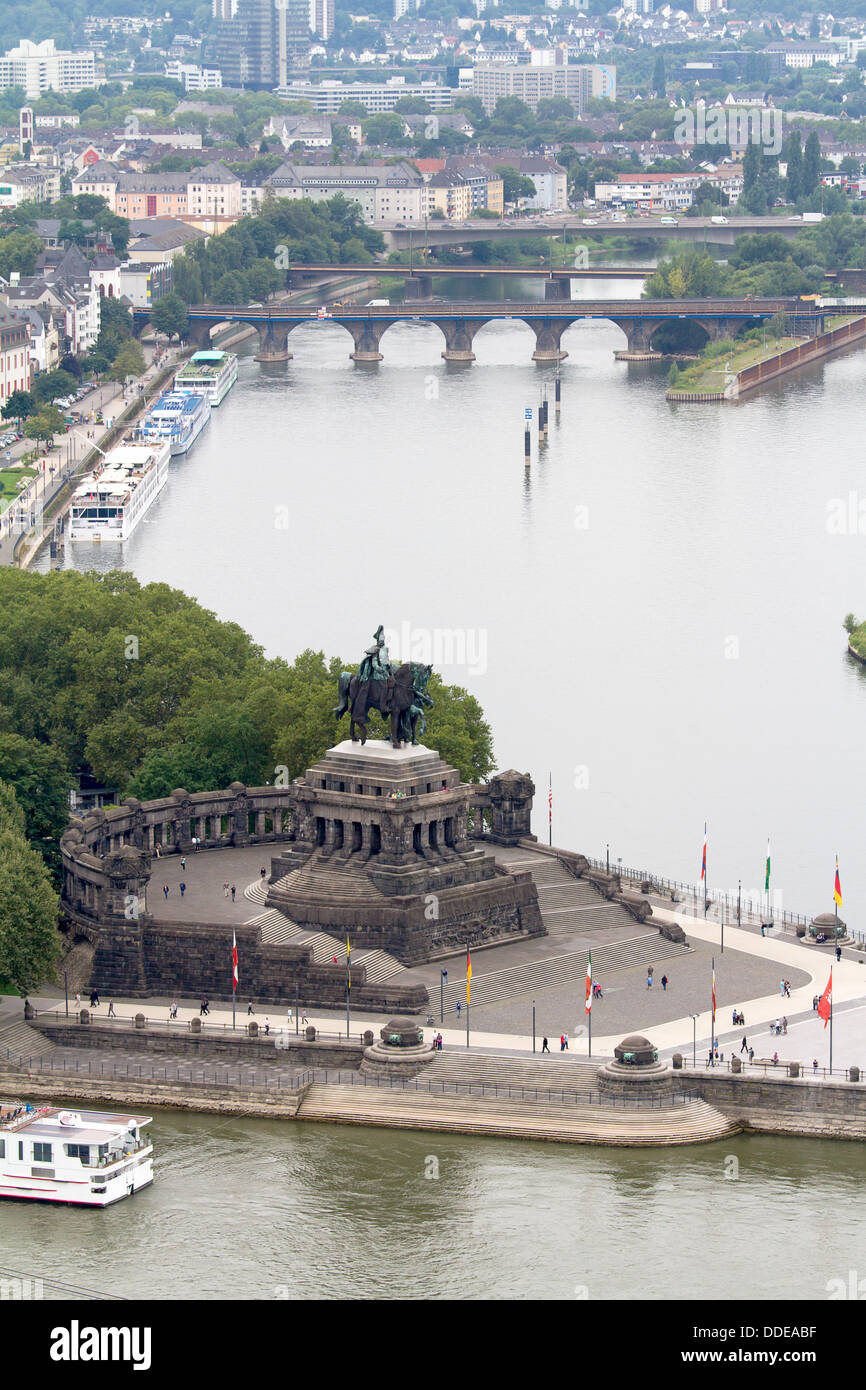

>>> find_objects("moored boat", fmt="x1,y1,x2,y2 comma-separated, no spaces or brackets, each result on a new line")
0,1100,153,1207
68,439,171,542
140,389,211,455
174,350,238,406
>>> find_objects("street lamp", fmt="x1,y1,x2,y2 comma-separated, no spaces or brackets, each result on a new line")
617,856,622,883
532,998,536,1054
606,842,610,874
440,968,447,1023
690,1014,697,1067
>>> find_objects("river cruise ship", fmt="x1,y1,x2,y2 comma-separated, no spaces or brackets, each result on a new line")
140,388,210,455
174,349,238,405
0,1100,153,1207
68,439,170,542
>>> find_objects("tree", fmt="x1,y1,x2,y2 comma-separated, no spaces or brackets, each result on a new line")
108,340,145,382
803,131,821,196
0,784,61,995
32,369,78,406
1,389,35,421
338,100,369,117
0,736,73,879
784,130,803,202
0,229,41,280
743,140,761,194
24,406,65,449
495,165,537,204
652,53,666,98
844,613,858,634
362,113,406,146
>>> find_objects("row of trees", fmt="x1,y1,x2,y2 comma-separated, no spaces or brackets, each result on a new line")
0,566,496,834
170,196,384,305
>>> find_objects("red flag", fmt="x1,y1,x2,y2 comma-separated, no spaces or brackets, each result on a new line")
232,930,238,993
817,969,832,1028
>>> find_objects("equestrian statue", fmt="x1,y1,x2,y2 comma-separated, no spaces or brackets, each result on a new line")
333,624,434,748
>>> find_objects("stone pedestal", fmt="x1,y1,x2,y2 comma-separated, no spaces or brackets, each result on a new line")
267,740,545,965
597,1034,674,1102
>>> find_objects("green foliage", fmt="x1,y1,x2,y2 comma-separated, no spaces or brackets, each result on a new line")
151,293,189,340
0,738,72,879
170,198,384,305
24,406,64,448
844,613,858,635
32,370,78,406
0,230,42,280
91,295,133,368
1,390,35,421
495,165,537,204
0,571,496,825
0,780,61,996
108,340,145,382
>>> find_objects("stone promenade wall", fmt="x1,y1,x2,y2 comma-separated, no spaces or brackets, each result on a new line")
37,1019,366,1069
677,1069,866,1139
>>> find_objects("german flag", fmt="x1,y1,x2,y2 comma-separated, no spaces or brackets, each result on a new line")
834,857,843,909
466,948,472,1007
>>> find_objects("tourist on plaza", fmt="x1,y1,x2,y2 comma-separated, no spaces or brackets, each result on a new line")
646,971,653,989
740,1035,748,1053
779,980,785,997
263,1019,270,1035
301,1011,308,1025
247,1001,255,1015
813,995,819,1011
661,975,668,991
260,866,267,879
781,1017,788,1034
542,1037,550,1053
748,1047,754,1063
560,1034,566,1050
456,1002,461,1019
836,945,842,962
155,844,161,858
286,1008,292,1025
90,990,100,1008
180,856,186,871
732,1008,738,1025
223,882,230,898
772,1052,779,1065
813,1059,819,1074
200,997,209,1016
179,881,186,897
563,1033,569,1050
707,1050,714,1067
231,884,236,901
108,1001,116,1018
74,993,81,1010
163,884,169,899
169,1002,178,1020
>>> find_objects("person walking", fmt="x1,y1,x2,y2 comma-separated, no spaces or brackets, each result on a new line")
180,856,186,871
200,997,209,1016
301,1011,308,1026
74,993,81,1010
560,1034,565,1051
781,1016,788,1034
740,1034,748,1053
661,975,668,991
247,1001,255,1016
108,1001,116,1018
748,1047,754,1063
784,979,791,998
163,883,169,899
542,1036,550,1053
90,990,100,1009
223,882,230,898
286,1008,293,1026
779,979,785,997
260,866,267,879
836,944,842,963
646,970,653,989
263,1019,270,1035
179,881,186,898
231,884,236,902
563,1032,569,1050
456,1001,462,1020
813,1058,819,1074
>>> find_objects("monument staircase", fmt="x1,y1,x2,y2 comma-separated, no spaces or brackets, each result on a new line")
245,906,406,984
0,1017,58,1064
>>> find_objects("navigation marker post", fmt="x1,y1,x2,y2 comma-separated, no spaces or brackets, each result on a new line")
555,372,561,421
524,406,532,468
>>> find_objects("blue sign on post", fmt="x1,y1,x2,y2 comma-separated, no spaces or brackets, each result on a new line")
524,407,533,421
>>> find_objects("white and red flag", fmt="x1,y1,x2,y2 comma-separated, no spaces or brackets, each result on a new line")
232,930,238,993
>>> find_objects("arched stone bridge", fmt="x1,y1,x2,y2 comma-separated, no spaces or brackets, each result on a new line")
134,298,825,364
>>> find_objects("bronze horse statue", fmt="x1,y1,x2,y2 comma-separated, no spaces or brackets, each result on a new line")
334,662,433,748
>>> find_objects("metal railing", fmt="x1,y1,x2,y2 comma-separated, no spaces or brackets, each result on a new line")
583,857,864,943
673,1055,860,1082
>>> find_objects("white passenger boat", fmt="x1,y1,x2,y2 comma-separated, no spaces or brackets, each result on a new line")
174,349,238,406
140,389,211,455
68,439,170,542
0,1100,153,1207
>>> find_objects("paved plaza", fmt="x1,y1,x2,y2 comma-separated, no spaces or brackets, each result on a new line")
14,842,863,1071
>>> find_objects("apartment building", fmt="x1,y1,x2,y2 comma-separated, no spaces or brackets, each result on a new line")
265,162,426,223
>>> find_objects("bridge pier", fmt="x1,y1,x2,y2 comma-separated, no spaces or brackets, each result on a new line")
186,319,215,350
254,322,293,362
346,319,383,362
619,319,663,353
437,318,478,363
544,278,571,302
404,274,434,300
525,319,570,363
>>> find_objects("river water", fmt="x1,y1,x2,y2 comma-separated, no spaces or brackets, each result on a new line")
1,1111,864,1301
18,271,866,1301
51,271,866,929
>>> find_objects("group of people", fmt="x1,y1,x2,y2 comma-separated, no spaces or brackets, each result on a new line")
771,1017,788,1036
432,1033,444,1050
732,1009,745,1026
222,883,237,901
779,979,792,998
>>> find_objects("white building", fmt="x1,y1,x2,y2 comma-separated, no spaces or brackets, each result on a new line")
0,39,97,100
164,61,223,91
264,113,333,149
472,58,615,114
278,77,453,113
765,42,843,70
265,162,426,223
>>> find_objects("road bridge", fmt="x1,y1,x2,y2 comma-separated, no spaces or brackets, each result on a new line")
380,215,809,253
137,297,824,364
288,262,652,301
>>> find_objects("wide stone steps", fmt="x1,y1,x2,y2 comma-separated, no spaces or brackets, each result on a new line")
425,1051,598,1098
352,949,404,984
0,1020,58,1063
249,908,305,945
272,864,384,901
244,880,269,904
442,932,691,1010
248,910,404,983
297,1084,739,1147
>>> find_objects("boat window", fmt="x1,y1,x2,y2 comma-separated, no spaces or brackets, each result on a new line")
32,1141,52,1163
65,1143,91,1163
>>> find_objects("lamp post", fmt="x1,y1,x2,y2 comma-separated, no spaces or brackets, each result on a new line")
532,998,536,1054
690,1013,697,1067
737,878,741,928
440,968,447,1024
617,856,622,884
606,842,610,874
64,969,69,1019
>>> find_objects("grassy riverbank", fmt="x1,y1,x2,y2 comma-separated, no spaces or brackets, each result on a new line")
667,334,804,397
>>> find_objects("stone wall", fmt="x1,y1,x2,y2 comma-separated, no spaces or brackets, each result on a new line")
676,1068,866,1139
36,1019,366,1069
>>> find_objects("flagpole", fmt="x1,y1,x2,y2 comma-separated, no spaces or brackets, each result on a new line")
232,929,237,1031
711,954,715,1060
466,946,471,1051
548,771,552,847
346,937,351,1041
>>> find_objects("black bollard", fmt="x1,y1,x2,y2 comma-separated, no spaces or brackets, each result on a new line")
555,375,561,419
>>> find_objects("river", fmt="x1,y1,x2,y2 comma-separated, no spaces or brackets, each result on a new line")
1,1111,864,1301
46,270,866,929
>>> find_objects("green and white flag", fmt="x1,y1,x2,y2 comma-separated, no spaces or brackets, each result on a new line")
765,838,771,893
